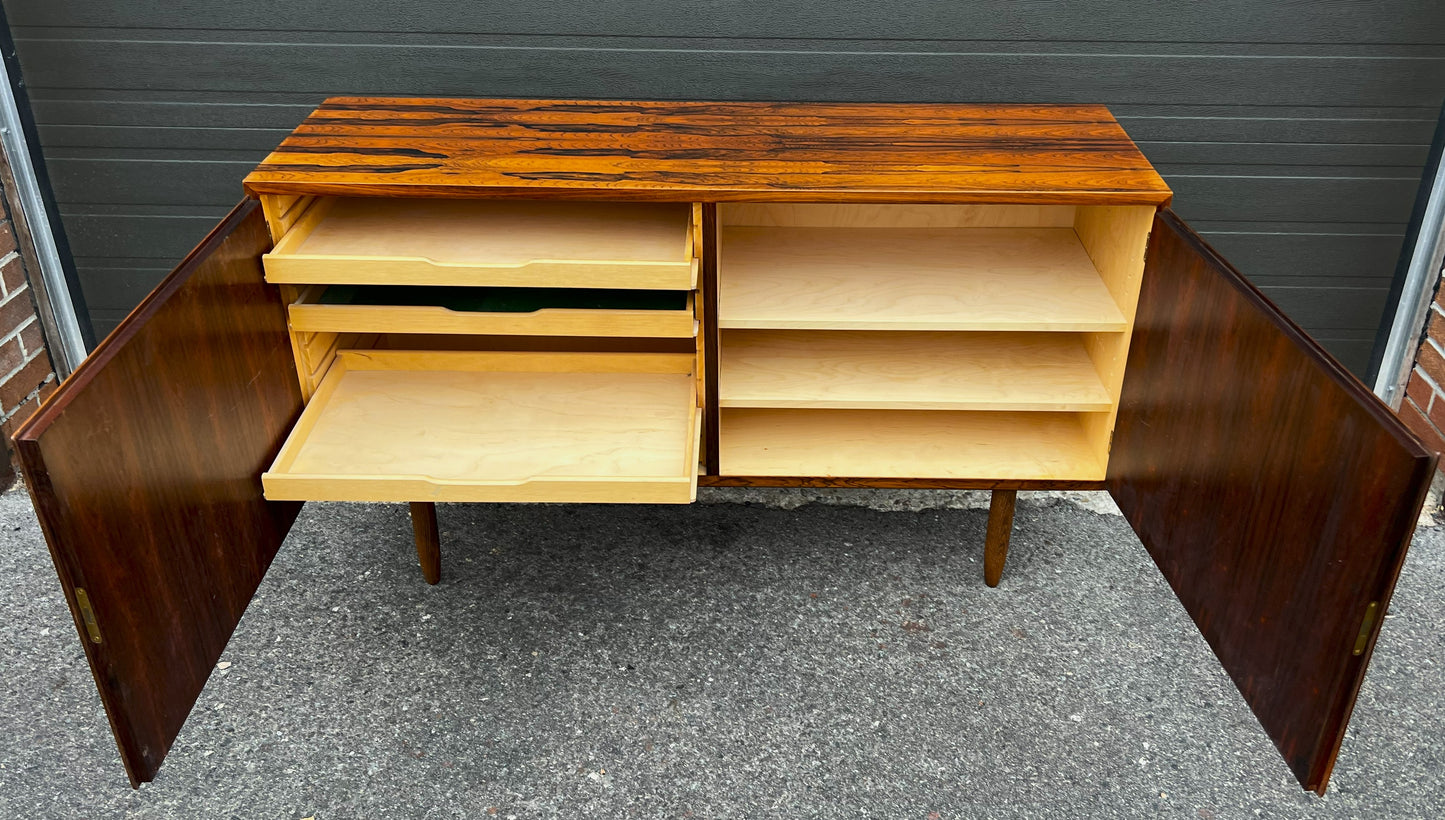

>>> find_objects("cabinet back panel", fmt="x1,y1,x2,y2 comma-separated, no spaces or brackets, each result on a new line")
719,203,1077,229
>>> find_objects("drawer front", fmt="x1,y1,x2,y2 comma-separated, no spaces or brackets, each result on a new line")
263,198,698,289
289,289,697,339
262,350,701,504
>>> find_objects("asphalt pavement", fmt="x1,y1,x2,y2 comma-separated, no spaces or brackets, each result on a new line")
1,486,1442,819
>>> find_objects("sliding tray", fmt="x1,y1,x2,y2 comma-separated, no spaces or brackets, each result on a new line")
263,198,699,289
288,285,696,338
263,350,701,503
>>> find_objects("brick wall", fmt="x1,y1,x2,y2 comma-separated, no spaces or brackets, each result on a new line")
0,176,57,489
1398,262,1445,455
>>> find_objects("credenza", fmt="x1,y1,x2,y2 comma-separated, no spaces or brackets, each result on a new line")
12,98,1435,793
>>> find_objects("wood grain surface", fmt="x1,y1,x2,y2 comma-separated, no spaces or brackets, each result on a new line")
243,98,1171,205
718,330,1111,411
1107,210,1436,794
718,227,1128,331
264,197,696,289
11,201,302,786
983,489,1018,587
719,202,1078,228
720,409,1104,480
409,502,441,585
282,199,691,263
699,476,1107,490
288,298,698,339
1072,204,1156,469
701,203,721,475
262,350,700,504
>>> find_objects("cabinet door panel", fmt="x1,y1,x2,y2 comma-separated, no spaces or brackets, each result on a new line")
1107,209,1436,794
12,200,302,786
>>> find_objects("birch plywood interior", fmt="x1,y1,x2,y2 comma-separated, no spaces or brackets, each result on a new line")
264,198,697,288
717,227,1129,331
262,350,700,504
719,331,1112,412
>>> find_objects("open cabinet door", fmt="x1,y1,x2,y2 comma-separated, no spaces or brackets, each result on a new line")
12,200,303,786
1107,209,1437,794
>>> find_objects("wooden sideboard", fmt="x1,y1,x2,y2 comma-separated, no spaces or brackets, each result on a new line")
11,98,1435,794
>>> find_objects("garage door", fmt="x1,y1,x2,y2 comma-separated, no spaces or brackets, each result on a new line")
3,1,1443,375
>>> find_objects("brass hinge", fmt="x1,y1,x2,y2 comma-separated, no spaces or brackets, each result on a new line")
75,588,103,644
1352,601,1379,656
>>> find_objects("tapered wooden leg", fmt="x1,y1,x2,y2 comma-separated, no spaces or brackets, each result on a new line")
409,502,440,585
984,490,1017,588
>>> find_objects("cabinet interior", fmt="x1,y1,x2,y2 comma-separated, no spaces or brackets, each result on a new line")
716,202,1154,480
720,408,1104,481
260,195,706,502
258,195,1152,496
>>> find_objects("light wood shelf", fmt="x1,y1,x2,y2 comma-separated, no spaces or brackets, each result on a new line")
264,198,698,289
263,350,700,503
289,286,696,338
718,226,1127,331
719,409,1104,481
719,330,1112,411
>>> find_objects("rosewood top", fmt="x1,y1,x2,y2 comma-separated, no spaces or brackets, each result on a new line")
242,97,1171,205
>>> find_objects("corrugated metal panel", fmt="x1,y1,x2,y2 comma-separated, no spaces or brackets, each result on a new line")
3,2,1442,373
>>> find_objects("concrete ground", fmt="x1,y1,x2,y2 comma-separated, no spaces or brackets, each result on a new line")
1,486,1443,819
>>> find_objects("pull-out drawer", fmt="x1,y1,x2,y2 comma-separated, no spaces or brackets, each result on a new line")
289,285,697,338
262,350,700,504
263,198,698,289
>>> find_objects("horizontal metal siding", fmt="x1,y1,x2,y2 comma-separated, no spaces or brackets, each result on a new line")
7,2,1444,43
3,3,1442,375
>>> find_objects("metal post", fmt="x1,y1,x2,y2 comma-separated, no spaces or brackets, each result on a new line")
1371,104,1445,408
0,49,87,373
